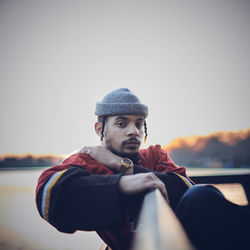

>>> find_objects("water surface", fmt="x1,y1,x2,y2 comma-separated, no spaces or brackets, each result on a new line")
0,169,102,250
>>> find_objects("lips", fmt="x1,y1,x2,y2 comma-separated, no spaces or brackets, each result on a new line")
126,141,139,144
123,140,140,151
121,139,141,150
124,140,140,146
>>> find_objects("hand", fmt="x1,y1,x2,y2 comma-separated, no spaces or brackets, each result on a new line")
119,173,169,201
78,146,123,172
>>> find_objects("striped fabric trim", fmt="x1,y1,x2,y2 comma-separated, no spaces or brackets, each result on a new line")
41,170,67,221
174,173,193,188
161,170,194,188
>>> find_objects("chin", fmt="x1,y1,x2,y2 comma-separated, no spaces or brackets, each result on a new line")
123,151,137,156
121,151,140,163
107,145,140,162
124,147,139,154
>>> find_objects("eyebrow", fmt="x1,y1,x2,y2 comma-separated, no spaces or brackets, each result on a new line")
114,116,145,121
114,116,129,121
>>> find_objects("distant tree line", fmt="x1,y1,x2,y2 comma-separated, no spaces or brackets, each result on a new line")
0,155,65,169
167,135,250,168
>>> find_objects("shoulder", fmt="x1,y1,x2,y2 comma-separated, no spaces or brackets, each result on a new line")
36,154,91,191
62,153,90,165
139,144,167,158
139,145,168,169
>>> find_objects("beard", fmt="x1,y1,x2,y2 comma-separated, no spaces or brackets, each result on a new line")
105,138,140,163
108,146,140,163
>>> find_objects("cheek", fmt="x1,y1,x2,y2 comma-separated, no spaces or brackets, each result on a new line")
112,131,124,146
104,129,123,148
139,129,144,138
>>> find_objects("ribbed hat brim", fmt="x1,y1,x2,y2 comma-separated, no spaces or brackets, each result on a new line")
95,103,148,117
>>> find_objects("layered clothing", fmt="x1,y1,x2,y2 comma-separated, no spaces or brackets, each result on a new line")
36,145,194,250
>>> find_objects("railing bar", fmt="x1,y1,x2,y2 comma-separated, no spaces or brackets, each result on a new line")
132,189,195,250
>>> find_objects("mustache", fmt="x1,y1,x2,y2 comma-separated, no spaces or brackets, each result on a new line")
122,138,141,146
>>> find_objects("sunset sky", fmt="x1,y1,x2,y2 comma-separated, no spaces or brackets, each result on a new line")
1,0,249,156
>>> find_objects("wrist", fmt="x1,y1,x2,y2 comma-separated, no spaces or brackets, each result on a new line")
119,158,134,175
110,156,134,175
122,165,134,175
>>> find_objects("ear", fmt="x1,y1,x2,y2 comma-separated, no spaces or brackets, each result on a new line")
95,122,102,138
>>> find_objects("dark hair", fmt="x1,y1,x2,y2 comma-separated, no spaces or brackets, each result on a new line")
144,120,148,143
97,116,148,143
97,116,106,141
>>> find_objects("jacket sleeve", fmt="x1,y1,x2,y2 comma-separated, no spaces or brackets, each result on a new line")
133,165,194,210
138,145,194,183
36,166,126,233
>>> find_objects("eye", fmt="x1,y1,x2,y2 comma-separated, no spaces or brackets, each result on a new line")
136,121,144,129
117,121,126,127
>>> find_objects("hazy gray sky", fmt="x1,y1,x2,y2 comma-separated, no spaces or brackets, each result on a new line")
0,0,249,155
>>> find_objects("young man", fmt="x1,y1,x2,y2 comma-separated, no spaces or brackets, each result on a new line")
36,88,250,250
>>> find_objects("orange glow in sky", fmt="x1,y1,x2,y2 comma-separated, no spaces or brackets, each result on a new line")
164,128,250,152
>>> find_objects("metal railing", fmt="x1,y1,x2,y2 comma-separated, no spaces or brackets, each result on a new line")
131,170,250,250
190,171,250,208
132,189,195,250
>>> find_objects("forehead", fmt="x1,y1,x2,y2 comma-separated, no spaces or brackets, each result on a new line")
108,114,145,122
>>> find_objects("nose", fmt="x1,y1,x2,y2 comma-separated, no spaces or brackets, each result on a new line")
127,124,139,137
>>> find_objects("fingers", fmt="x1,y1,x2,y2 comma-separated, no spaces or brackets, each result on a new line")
144,173,169,202
78,146,92,155
78,147,86,154
118,173,169,203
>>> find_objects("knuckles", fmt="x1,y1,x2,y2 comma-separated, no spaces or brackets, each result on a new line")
140,173,156,185
144,172,155,180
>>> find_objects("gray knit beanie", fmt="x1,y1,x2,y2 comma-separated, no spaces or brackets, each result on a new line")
95,88,148,117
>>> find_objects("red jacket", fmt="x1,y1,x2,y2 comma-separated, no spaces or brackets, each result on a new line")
35,145,193,250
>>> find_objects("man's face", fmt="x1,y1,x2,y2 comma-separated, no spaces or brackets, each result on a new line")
102,114,145,157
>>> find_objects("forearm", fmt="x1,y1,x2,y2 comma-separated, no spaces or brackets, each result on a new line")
132,165,194,209
36,167,126,233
